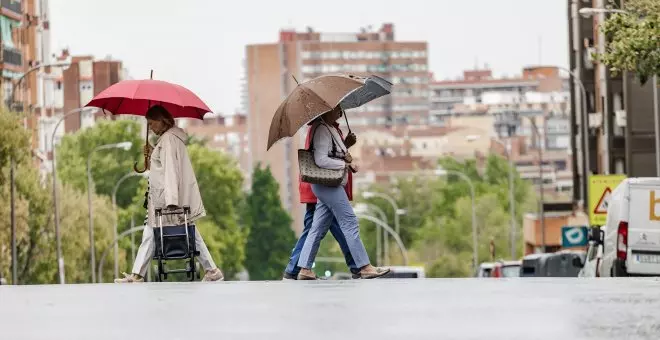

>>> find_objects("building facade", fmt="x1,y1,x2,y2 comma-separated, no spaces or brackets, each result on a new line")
567,0,660,211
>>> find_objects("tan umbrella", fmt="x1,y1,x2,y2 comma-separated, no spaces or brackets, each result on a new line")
267,74,391,150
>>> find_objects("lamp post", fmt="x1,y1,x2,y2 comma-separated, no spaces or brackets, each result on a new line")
354,202,389,266
354,212,408,266
361,191,406,266
50,107,97,284
488,137,517,260
112,171,147,279
87,141,133,283
525,117,546,252
553,66,590,207
579,6,628,175
434,168,478,269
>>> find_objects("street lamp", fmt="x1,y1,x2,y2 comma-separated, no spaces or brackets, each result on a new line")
87,141,133,283
553,66,590,207
51,107,98,284
361,191,406,266
578,5,629,175
111,171,147,279
526,117,547,252
434,168,478,269
483,137,517,260
353,210,409,266
354,202,389,266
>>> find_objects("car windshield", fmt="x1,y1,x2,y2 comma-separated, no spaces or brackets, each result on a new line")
501,265,521,277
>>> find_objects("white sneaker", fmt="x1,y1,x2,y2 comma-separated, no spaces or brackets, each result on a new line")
114,272,144,283
202,268,224,282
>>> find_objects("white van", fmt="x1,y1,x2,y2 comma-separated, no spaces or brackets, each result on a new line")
600,178,660,277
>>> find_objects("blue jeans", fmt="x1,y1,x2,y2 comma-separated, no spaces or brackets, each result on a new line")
298,184,371,269
285,203,359,276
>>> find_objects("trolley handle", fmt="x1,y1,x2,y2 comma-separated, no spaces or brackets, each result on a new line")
155,206,191,217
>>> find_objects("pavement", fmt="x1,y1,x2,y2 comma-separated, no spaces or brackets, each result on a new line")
2,278,660,340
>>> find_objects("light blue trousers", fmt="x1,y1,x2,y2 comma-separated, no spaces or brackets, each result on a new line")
297,184,370,269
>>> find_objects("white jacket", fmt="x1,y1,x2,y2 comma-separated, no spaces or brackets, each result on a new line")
147,127,206,227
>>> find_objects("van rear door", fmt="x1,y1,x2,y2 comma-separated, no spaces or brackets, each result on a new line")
626,181,660,275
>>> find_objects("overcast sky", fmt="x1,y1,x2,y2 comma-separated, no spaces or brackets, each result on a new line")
49,0,568,114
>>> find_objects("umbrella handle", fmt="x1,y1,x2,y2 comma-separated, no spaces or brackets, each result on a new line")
342,108,351,134
134,127,150,173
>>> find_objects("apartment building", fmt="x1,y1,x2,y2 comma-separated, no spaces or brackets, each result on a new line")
567,0,659,209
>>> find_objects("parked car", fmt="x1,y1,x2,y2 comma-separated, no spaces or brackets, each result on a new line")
475,262,495,277
600,178,660,277
577,227,605,277
382,266,425,278
491,260,521,278
545,250,585,277
520,253,551,277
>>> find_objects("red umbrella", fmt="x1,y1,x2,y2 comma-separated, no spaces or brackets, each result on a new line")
85,73,212,172
85,79,212,119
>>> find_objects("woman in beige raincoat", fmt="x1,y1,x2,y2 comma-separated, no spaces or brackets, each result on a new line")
115,105,223,283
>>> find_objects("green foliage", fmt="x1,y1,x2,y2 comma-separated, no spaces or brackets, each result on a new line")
243,164,295,280
0,112,30,184
0,112,120,283
597,0,660,84
357,155,536,277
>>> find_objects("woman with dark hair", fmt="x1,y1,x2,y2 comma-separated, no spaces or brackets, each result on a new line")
115,105,224,283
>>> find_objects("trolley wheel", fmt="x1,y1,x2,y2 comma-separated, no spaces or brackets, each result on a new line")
196,262,202,280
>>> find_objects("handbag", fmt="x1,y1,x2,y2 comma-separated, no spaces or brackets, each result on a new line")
298,123,346,187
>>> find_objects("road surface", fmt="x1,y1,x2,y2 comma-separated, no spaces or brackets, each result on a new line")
1,278,660,339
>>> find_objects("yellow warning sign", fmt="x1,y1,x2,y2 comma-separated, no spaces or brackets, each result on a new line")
588,174,626,225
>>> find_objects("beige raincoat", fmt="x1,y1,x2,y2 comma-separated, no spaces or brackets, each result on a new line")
147,126,206,227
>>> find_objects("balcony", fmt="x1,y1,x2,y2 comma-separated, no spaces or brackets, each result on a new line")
2,47,22,67
1,0,21,16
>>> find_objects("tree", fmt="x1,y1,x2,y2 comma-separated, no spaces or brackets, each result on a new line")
597,0,660,84
243,164,295,280
0,112,29,184
0,113,119,284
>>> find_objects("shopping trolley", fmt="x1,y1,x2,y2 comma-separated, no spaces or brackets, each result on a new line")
152,206,201,281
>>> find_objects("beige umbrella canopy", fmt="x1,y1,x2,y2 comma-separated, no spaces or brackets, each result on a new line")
266,74,368,150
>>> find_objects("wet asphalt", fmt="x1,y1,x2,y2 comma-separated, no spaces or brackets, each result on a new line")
1,278,659,340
